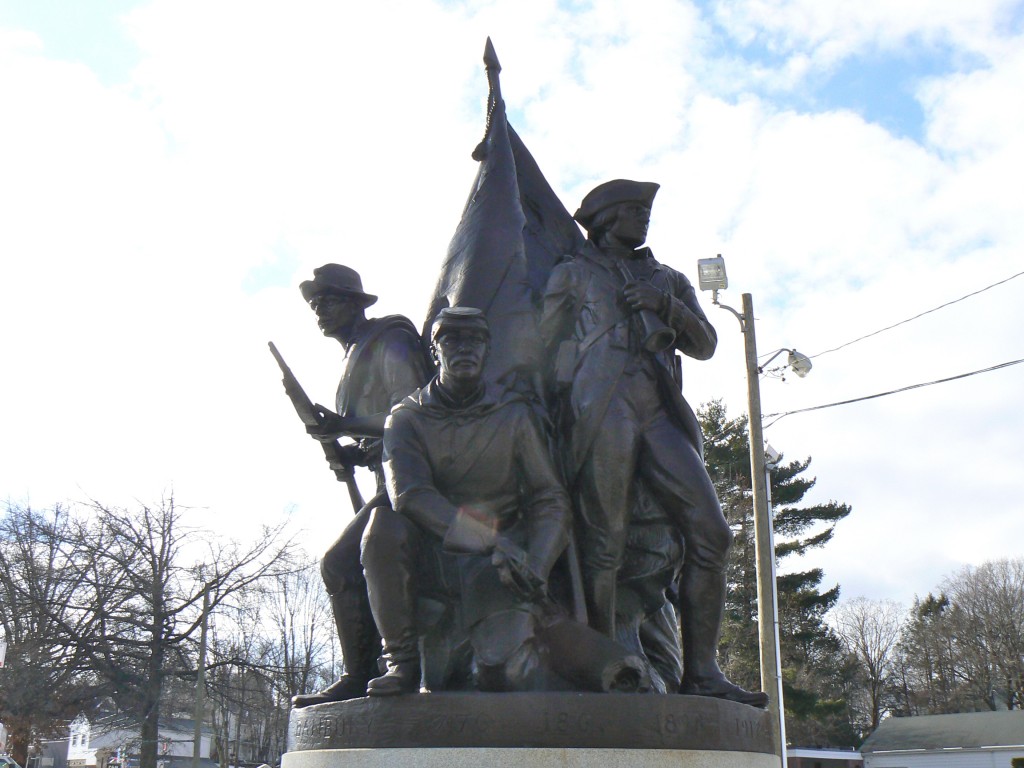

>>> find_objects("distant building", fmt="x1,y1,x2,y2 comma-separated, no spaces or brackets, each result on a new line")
66,714,216,768
860,711,1024,767
30,740,69,768
788,746,863,767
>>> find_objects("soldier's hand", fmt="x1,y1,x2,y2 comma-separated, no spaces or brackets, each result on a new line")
307,405,350,442
623,281,667,314
493,537,545,601
325,444,366,471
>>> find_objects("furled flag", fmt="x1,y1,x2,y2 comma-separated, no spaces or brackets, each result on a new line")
424,38,583,392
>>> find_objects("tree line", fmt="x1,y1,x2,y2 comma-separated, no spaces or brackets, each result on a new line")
836,559,1024,735
0,499,337,768
701,402,1024,747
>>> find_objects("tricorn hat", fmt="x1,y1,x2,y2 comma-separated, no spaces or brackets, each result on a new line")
573,179,660,230
430,306,490,342
299,263,378,306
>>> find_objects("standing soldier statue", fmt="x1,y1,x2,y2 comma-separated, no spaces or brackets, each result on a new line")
541,180,768,707
283,264,431,707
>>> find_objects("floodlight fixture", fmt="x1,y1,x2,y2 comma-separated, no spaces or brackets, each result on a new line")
697,255,728,292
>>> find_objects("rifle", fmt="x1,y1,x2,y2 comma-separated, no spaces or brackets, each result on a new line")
268,341,365,513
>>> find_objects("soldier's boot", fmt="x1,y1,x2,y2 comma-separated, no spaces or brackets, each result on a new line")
292,587,381,707
677,564,769,709
586,567,619,639
363,508,421,696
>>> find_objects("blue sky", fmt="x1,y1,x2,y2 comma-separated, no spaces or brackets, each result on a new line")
2,0,1022,612
0,1,140,83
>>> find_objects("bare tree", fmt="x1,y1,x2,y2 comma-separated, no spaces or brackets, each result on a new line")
10,498,292,768
0,503,105,764
833,597,904,734
190,555,334,767
205,588,277,768
264,561,336,704
943,558,1024,710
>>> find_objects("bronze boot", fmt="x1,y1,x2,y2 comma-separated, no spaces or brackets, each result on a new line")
677,564,769,708
292,587,380,707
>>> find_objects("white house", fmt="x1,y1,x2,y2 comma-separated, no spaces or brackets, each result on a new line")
860,711,1024,768
66,714,215,768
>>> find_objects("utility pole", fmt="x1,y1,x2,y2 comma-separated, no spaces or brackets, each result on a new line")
739,293,784,763
698,259,788,765
193,584,210,768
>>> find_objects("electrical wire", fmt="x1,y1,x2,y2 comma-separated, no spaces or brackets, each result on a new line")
762,357,1024,428
805,269,1024,360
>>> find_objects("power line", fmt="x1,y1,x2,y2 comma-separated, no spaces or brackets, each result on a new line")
805,269,1024,360
762,357,1024,428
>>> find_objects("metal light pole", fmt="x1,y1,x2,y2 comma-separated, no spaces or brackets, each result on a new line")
764,444,788,768
193,584,210,768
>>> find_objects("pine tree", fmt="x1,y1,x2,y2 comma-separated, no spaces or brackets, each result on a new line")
698,401,857,746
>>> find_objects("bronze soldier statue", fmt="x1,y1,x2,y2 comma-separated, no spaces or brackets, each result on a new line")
291,264,431,707
540,180,768,707
361,307,572,693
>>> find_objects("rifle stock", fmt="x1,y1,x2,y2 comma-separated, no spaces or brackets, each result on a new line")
268,341,365,512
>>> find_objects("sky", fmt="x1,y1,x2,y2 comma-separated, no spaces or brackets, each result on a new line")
1,0,1022,612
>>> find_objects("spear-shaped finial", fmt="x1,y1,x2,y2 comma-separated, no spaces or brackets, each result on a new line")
483,36,501,72
473,37,504,161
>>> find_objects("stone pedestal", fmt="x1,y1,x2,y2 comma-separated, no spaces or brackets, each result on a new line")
284,692,777,767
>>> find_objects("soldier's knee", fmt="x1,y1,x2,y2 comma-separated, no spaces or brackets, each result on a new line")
706,511,732,556
361,505,411,567
320,543,346,594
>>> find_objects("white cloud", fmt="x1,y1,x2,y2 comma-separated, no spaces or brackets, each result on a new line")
711,0,1021,72
1,0,1022,601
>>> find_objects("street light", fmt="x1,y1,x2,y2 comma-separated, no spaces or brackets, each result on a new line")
759,348,812,379
697,254,809,766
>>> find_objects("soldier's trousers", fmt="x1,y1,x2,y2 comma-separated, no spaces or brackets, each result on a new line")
575,371,732,585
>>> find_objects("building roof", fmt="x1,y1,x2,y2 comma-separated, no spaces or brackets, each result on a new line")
788,747,862,759
83,714,214,738
861,711,1024,753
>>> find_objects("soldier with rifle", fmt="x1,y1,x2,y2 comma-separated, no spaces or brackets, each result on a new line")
273,263,430,707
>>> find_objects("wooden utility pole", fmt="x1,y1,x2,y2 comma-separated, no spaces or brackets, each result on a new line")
740,293,785,764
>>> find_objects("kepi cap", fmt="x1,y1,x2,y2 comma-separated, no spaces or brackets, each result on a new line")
430,306,490,342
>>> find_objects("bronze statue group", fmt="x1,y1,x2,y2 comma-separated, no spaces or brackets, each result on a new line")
284,178,768,709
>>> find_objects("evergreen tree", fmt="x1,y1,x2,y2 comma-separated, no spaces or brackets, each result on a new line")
698,401,856,746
